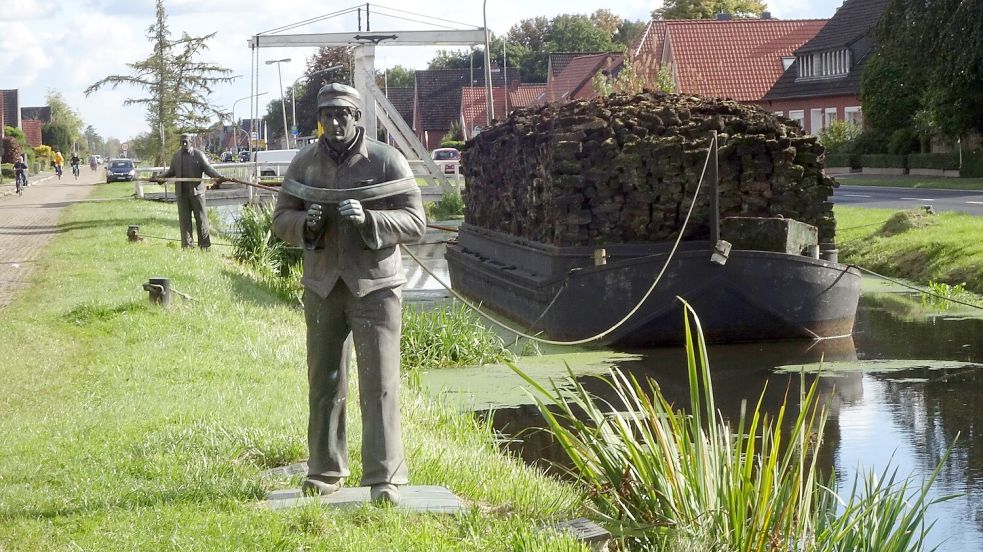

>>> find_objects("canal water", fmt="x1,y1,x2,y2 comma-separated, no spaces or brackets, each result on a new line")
420,277,983,551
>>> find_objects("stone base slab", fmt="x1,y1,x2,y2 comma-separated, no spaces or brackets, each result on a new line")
261,485,464,513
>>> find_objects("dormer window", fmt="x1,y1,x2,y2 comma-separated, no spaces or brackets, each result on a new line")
796,48,851,80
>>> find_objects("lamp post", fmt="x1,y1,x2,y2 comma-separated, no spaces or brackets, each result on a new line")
482,0,494,124
265,58,292,149
291,65,343,148
232,91,268,157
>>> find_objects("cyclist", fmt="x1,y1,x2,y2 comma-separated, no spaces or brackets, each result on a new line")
53,150,64,179
70,152,81,179
13,156,28,195
89,155,98,171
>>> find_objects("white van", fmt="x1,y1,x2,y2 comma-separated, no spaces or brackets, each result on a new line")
254,149,298,178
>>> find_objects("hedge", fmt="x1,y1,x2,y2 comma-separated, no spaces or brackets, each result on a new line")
1,163,12,178
824,153,860,169
860,154,907,169
961,150,983,178
907,152,960,170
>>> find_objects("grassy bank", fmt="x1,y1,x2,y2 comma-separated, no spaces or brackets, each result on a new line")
833,174,983,191
835,206,983,295
0,183,585,550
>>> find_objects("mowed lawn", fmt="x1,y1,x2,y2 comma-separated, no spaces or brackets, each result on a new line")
0,182,585,551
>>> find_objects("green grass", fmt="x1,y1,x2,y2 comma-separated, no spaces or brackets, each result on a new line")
835,206,983,295
833,174,983,190
0,182,586,551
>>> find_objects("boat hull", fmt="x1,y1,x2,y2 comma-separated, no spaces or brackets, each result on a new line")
445,225,861,346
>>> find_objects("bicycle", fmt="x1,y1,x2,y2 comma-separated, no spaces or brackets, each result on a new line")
72,163,81,180
55,163,63,179
15,170,27,195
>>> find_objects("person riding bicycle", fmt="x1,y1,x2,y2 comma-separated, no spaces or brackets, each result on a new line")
13,157,28,195
53,150,65,178
89,155,98,171
70,152,81,178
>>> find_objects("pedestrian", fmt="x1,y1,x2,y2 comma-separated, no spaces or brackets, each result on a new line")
272,83,425,504
156,134,226,249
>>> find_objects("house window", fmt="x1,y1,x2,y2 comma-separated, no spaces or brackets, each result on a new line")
824,108,837,128
788,110,805,128
845,106,863,126
774,111,784,117
810,109,823,134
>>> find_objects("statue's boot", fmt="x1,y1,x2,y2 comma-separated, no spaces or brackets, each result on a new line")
370,483,399,505
301,476,344,496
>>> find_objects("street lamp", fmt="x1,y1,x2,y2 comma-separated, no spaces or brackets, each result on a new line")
232,91,268,158
291,65,343,148
482,0,494,124
265,58,292,150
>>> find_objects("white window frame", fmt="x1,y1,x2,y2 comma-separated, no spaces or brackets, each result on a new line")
844,106,862,126
824,107,837,128
788,110,805,128
810,109,824,134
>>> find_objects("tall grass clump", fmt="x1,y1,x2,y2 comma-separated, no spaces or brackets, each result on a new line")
231,202,303,303
401,302,512,371
515,301,954,551
425,190,465,221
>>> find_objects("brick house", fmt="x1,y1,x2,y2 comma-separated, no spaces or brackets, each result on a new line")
413,68,509,150
631,17,827,105
459,83,545,138
545,53,625,103
1,90,19,130
21,120,43,147
762,0,890,134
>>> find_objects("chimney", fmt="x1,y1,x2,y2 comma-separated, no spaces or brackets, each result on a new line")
761,11,772,19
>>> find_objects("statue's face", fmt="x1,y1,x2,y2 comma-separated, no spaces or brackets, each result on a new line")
181,138,191,152
319,107,359,147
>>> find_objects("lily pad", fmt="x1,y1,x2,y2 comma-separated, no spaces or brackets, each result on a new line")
774,359,983,375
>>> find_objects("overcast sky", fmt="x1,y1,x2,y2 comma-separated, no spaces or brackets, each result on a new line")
0,0,840,142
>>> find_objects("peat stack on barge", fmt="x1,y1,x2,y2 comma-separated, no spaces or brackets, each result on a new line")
446,91,860,346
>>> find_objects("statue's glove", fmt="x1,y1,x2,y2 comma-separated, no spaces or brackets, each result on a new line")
338,199,366,226
306,203,327,232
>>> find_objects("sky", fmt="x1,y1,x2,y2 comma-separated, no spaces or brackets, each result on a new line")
0,0,840,143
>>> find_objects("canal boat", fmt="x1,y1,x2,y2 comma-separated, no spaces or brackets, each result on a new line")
444,222,862,346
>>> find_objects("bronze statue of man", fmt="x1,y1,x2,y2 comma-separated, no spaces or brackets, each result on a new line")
272,83,425,504
159,133,225,249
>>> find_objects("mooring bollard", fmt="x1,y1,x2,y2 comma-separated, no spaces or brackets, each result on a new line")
127,225,142,242
142,277,171,306
593,248,607,266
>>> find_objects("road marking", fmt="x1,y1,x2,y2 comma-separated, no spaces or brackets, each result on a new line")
967,201,983,205
899,197,935,201
841,193,872,197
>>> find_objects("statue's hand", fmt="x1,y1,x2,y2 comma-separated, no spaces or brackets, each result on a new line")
306,203,327,232
338,199,366,226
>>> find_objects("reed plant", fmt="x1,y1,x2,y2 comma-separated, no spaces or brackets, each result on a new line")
514,301,953,551
425,189,465,221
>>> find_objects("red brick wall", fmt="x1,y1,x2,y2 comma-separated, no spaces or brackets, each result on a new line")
22,119,43,147
759,94,862,135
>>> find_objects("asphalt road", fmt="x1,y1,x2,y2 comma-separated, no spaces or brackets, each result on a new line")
832,184,983,215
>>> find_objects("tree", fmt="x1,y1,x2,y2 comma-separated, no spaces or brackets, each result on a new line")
42,92,85,154
84,125,105,156
380,65,415,88
85,0,236,164
654,0,767,20
284,47,354,138
615,19,648,49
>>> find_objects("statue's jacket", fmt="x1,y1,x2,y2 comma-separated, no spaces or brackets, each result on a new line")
272,131,426,298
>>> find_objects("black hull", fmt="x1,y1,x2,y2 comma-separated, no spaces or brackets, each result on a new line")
445,225,861,346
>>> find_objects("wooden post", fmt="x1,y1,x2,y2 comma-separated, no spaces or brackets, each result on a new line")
143,277,171,307
709,130,719,246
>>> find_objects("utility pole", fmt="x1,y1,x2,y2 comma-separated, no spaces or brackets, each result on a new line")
266,58,292,149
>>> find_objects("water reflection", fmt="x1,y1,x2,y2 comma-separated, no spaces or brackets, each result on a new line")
440,285,983,551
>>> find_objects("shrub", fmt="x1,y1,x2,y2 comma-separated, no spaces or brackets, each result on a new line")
887,127,919,155
907,153,960,170
425,190,465,221
1,136,21,164
231,203,302,276
818,120,861,153
439,139,465,150
961,150,983,177
401,303,512,371
860,154,907,169
849,129,889,155
823,153,853,168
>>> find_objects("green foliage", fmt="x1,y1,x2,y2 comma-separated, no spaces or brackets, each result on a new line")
960,150,983,177
860,154,907,169
41,122,73,155
380,65,415,88
2,136,22,164
654,0,767,19
823,153,856,168
230,203,303,303
516,302,953,551
438,139,465,150
818,120,861,154
907,153,960,170
283,47,354,138
425,190,465,220
85,0,236,164
922,280,972,310
442,121,464,143
42,91,85,154
400,303,512,372
887,127,919,155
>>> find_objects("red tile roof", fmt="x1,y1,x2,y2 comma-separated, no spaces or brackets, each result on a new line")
546,53,624,103
461,86,509,137
510,84,546,108
665,19,826,101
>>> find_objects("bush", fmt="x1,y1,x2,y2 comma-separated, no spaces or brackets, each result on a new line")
961,150,983,177
1,136,21,164
860,154,908,168
907,153,960,170
824,153,853,168
439,139,465,150
849,129,889,155
818,120,861,153
887,127,919,154
425,190,465,221
1,163,13,178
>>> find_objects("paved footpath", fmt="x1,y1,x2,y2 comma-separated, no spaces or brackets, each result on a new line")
0,168,103,309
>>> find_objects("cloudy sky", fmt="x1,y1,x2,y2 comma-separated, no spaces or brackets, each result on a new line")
0,0,840,142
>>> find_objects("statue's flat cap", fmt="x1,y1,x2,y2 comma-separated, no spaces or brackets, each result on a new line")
317,83,361,110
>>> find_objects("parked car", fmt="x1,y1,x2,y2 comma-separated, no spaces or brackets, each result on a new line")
431,147,461,174
220,151,234,162
254,149,298,177
239,150,250,162
106,158,136,182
